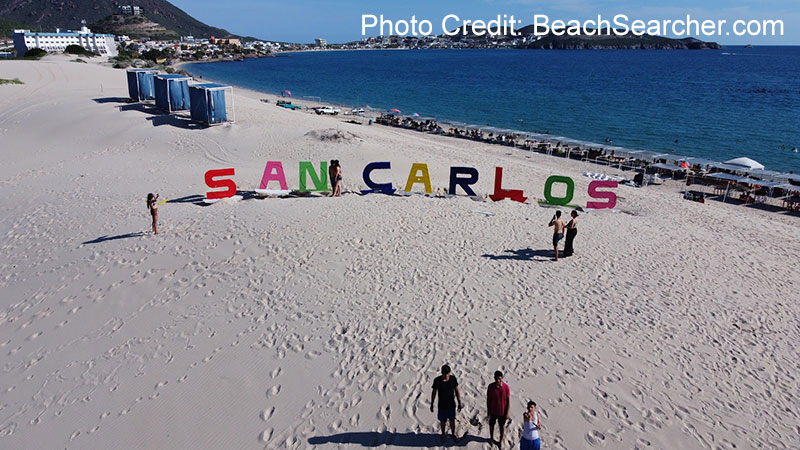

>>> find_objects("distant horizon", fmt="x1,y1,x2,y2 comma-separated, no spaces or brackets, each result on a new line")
170,0,799,46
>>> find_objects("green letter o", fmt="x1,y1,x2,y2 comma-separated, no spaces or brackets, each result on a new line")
544,175,574,206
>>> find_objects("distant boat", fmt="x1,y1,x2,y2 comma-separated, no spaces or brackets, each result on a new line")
745,44,753,48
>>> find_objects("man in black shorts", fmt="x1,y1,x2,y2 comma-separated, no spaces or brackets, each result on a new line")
431,364,463,442
487,370,511,447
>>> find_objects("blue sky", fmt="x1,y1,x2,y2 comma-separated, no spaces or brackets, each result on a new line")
171,0,798,45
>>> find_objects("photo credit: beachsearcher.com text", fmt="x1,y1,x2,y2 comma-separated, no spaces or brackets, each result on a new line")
361,14,785,38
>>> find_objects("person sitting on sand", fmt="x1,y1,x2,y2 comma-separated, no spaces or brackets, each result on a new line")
487,370,510,448
563,211,579,257
147,193,159,235
431,364,463,443
548,211,566,261
520,401,542,450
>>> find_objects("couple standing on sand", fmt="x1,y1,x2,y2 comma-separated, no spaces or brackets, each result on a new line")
548,210,578,261
329,160,342,197
431,366,542,449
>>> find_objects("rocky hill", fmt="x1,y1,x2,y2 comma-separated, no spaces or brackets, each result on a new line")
0,0,235,38
90,14,178,40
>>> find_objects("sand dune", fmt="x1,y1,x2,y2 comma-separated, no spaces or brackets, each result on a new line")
0,55,798,450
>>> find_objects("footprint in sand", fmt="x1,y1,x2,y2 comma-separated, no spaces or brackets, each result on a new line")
580,406,598,424
270,367,281,378
267,385,281,398
259,428,273,443
585,430,606,446
379,403,391,421
260,407,275,421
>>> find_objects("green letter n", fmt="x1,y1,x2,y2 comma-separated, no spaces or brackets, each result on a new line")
298,161,329,191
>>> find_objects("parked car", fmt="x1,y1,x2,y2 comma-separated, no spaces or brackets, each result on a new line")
276,100,302,110
351,107,365,115
314,106,340,115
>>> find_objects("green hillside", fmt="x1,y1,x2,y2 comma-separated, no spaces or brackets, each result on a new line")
0,15,26,37
0,0,235,38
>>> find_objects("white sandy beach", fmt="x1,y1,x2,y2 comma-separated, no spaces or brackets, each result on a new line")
0,55,798,450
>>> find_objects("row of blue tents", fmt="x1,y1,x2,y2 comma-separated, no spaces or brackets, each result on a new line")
126,69,233,126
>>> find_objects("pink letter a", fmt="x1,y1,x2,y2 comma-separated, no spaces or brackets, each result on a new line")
259,161,288,190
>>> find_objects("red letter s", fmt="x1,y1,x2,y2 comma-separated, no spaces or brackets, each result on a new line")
205,168,236,200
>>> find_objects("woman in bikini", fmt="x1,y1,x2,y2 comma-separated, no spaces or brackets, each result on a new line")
147,193,159,235
332,160,343,197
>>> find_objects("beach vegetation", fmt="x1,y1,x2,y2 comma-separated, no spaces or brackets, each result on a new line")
141,48,172,63
24,47,47,58
71,58,87,64
64,44,98,57
0,78,24,85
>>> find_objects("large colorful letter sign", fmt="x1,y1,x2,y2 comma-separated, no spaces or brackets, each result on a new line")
449,167,479,197
298,161,328,192
543,175,575,206
587,180,618,209
259,161,288,190
489,167,527,203
362,161,395,194
205,168,236,200
404,163,433,194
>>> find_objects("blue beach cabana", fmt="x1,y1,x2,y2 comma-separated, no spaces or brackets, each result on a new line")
189,83,235,126
154,74,191,112
126,69,157,102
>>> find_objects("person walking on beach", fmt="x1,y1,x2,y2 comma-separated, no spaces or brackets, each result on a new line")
563,211,579,257
430,364,463,442
486,370,510,448
548,211,566,261
147,193,159,235
520,401,542,450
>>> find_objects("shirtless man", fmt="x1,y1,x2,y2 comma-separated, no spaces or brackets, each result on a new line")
548,211,566,261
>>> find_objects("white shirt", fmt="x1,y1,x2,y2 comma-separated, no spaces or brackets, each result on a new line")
523,412,540,440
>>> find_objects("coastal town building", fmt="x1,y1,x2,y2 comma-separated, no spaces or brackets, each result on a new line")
13,25,118,56
120,5,143,15
209,36,241,47
315,38,327,47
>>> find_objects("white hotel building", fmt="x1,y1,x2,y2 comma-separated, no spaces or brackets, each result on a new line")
13,26,117,57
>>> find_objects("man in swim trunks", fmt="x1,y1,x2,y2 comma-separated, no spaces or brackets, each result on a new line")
431,364,463,442
549,210,566,261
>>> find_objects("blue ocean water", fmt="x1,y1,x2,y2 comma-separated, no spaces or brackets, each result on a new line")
186,48,800,173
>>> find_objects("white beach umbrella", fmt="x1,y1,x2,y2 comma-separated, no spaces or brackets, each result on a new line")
724,157,764,170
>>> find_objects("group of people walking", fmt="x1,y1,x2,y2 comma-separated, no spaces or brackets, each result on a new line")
431,366,542,449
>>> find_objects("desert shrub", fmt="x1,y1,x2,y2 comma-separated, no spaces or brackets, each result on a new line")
64,45,97,57
24,47,46,58
0,78,24,85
